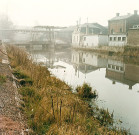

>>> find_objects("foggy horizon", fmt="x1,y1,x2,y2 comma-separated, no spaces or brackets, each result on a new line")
0,0,139,27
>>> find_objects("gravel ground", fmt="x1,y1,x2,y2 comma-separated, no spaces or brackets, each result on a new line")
0,45,28,135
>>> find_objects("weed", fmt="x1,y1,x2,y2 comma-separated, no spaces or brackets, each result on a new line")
6,45,130,135
76,83,98,99
0,74,6,84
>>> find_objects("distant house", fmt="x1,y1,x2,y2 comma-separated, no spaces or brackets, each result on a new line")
108,10,139,46
127,24,139,45
72,23,108,47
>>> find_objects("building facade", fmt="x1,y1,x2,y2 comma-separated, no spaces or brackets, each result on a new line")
128,25,139,45
72,23,108,47
82,35,108,47
108,10,139,46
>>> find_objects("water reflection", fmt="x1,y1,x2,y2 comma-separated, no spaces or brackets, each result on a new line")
28,46,139,135
71,50,107,75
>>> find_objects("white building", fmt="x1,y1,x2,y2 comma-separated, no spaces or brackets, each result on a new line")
83,35,108,47
72,23,108,48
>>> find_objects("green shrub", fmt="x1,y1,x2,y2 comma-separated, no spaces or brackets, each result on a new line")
20,87,35,97
76,83,97,99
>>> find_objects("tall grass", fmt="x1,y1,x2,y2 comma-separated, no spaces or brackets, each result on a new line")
0,74,6,85
7,45,130,135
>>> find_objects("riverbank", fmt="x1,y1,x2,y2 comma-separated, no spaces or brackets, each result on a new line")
6,45,130,134
73,45,139,57
0,45,28,134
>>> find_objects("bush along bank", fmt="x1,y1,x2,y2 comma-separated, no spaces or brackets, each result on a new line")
76,83,97,99
7,45,130,135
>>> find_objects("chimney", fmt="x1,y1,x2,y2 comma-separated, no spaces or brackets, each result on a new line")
86,25,89,35
116,13,120,17
134,10,138,15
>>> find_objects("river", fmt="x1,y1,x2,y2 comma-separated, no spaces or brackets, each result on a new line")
28,46,139,135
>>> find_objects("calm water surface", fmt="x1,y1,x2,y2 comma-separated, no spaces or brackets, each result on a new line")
29,47,139,135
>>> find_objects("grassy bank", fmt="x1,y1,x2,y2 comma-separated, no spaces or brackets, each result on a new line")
7,45,129,135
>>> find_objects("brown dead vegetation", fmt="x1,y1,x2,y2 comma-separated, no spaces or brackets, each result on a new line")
6,45,130,135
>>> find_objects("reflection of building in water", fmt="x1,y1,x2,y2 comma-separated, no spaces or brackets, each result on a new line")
125,64,139,83
30,49,56,68
106,59,139,89
30,48,71,68
71,50,107,76
72,50,107,67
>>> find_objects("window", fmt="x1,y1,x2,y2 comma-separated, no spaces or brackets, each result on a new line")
108,64,111,68
83,58,85,62
111,29,113,34
114,37,117,41
84,37,86,41
122,37,126,41
112,65,115,69
120,28,122,32
74,36,76,42
77,36,78,42
116,66,119,70
120,67,123,71
110,37,112,41
118,37,121,41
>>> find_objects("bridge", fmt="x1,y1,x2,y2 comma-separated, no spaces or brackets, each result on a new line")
0,26,68,48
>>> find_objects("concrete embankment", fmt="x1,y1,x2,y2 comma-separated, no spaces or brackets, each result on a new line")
73,45,139,56
0,45,28,134
73,46,124,54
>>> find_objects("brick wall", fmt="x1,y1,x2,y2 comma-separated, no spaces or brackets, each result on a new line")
109,15,139,34
109,20,125,34
128,29,139,45
125,64,139,82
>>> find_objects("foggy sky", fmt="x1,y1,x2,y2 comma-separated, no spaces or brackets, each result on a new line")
0,0,139,27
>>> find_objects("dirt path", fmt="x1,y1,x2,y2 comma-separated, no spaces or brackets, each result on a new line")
0,45,28,135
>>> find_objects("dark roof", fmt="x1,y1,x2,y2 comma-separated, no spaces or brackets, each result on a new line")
79,23,108,34
80,23,100,29
110,14,133,21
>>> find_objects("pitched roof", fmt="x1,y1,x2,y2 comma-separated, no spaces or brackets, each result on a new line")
80,23,100,29
110,14,133,21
